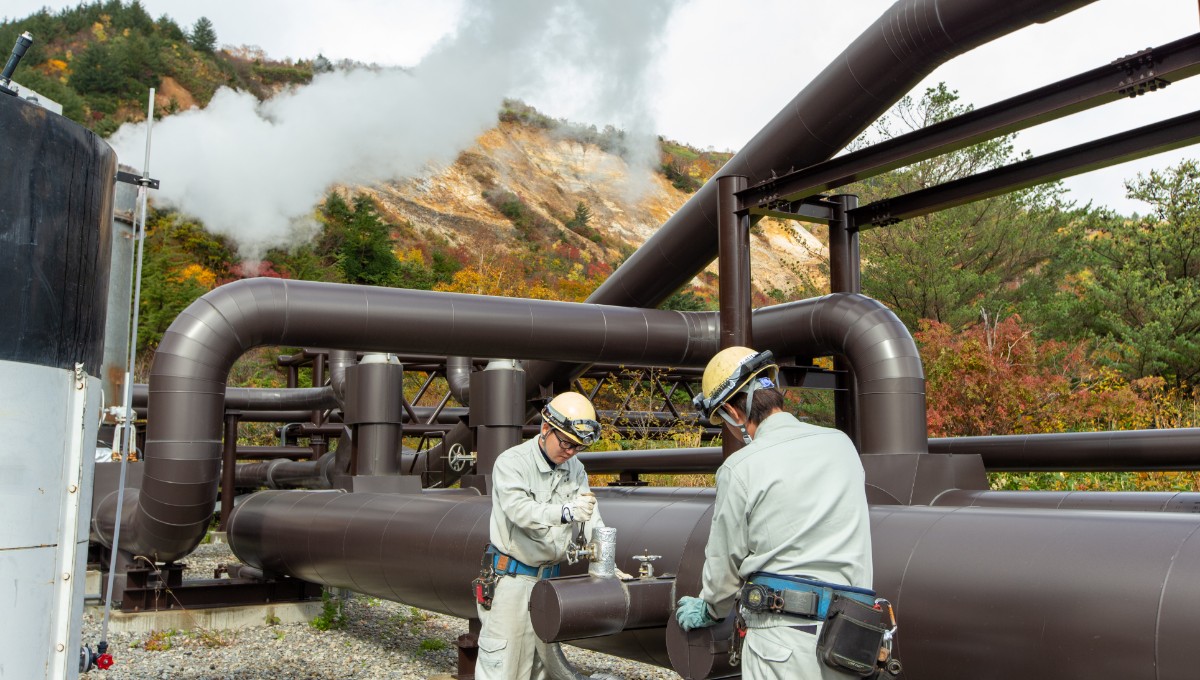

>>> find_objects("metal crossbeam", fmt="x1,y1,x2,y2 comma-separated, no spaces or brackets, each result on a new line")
737,33,1200,210
848,109,1200,228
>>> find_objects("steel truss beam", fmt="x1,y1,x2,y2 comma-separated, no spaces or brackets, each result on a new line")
849,109,1200,227
737,32,1200,214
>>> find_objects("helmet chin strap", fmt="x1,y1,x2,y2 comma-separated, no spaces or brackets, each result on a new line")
719,379,766,446
718,405,753,445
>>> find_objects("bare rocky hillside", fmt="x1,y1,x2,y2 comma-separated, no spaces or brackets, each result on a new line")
354,120,824,299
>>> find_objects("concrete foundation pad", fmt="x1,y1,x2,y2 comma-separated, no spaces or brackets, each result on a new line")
85,600,324,634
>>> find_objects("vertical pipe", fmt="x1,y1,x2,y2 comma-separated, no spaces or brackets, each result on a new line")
219,412,239,531
828,195,860,294
345,357,404,476
101,86,153,651
471,360,526,477
310,353,327,463
588,526,618,578
829,194,862,446
716,175,752,349
717,175,751,460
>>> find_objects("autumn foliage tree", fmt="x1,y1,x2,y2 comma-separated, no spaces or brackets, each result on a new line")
918,314,1151,437
137,210,238,350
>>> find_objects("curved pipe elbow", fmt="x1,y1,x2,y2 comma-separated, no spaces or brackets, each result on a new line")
753,294,927,455
445,356,472,405
328,349,356,406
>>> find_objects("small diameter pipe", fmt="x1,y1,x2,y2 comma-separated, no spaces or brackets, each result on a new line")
588,527,618,578
100,85,155,648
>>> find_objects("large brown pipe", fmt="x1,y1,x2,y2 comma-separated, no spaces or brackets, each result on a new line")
519,0,1097,406
98,0,1097,566
98,281,931,560
93,278,719,561
932,489,1200,513
584,0,1095,310
929,428,1200,470
754,294,926,454
226,489,687,666
227,488,1200,680
582,427,1200,474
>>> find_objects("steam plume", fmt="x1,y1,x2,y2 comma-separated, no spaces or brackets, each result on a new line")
109,0,681,259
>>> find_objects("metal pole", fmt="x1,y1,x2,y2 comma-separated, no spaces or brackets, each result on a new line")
100,87,155,647
220,413,239,531
716,175,752,349
829,194,862,446
717,175,752,460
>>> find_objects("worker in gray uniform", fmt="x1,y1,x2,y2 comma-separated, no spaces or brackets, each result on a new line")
676,346,893,679
474,391,604,680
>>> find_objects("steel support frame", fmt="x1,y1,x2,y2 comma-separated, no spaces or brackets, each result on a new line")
717,175,753,459
828,194,862,445
737,32,1200,210
849,110,1200,228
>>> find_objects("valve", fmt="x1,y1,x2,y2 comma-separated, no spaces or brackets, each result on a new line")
565,521,592,565
80,641,114,672
447,443,476,472
632,551,662,579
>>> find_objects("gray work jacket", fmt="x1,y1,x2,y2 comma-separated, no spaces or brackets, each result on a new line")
489,435,604,568
698,411,873,620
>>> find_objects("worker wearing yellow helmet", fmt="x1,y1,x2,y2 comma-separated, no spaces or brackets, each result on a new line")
475,391,607,679
677,347,883,680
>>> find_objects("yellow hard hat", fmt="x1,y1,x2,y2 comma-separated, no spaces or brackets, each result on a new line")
693,347,779,425
542,392,601,446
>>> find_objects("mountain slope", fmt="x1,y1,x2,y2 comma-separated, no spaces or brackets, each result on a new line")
358,119,822,301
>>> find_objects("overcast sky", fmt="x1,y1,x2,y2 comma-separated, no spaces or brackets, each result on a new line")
6,0,1199,216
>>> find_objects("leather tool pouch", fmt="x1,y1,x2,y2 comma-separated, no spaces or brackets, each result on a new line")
816,594,888,677
472,546,498,610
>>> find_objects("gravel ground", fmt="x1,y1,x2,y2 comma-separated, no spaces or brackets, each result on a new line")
81,542,682,680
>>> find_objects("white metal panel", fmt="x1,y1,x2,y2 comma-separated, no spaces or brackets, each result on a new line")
0,546,57,676
0,361,99,680
0,361,72,549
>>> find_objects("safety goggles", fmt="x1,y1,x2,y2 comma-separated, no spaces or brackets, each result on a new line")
541,408,601,446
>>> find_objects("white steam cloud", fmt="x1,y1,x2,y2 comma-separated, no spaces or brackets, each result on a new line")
109,0,681,259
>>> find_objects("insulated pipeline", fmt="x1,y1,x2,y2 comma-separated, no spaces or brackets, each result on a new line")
226,488,1200,680
583,0,1096,311
94,278,719,561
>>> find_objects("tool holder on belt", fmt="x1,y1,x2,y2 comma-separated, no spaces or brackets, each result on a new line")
472,546,498,610
732,573,903,678
472,544,562,610
817,593,903,678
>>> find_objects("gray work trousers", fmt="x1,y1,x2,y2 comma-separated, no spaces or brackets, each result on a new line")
743,623,853,680
475,574,547,680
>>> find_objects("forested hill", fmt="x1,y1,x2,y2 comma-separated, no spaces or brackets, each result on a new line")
0,0,315,135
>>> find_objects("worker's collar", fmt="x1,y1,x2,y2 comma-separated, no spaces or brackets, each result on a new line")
537,437,559,471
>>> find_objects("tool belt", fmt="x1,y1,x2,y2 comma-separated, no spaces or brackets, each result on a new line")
487,544,561,578
740,572,876,620
735,572,903,678
472,544,561,611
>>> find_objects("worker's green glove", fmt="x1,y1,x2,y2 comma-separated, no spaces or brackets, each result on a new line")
675,596,716,630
